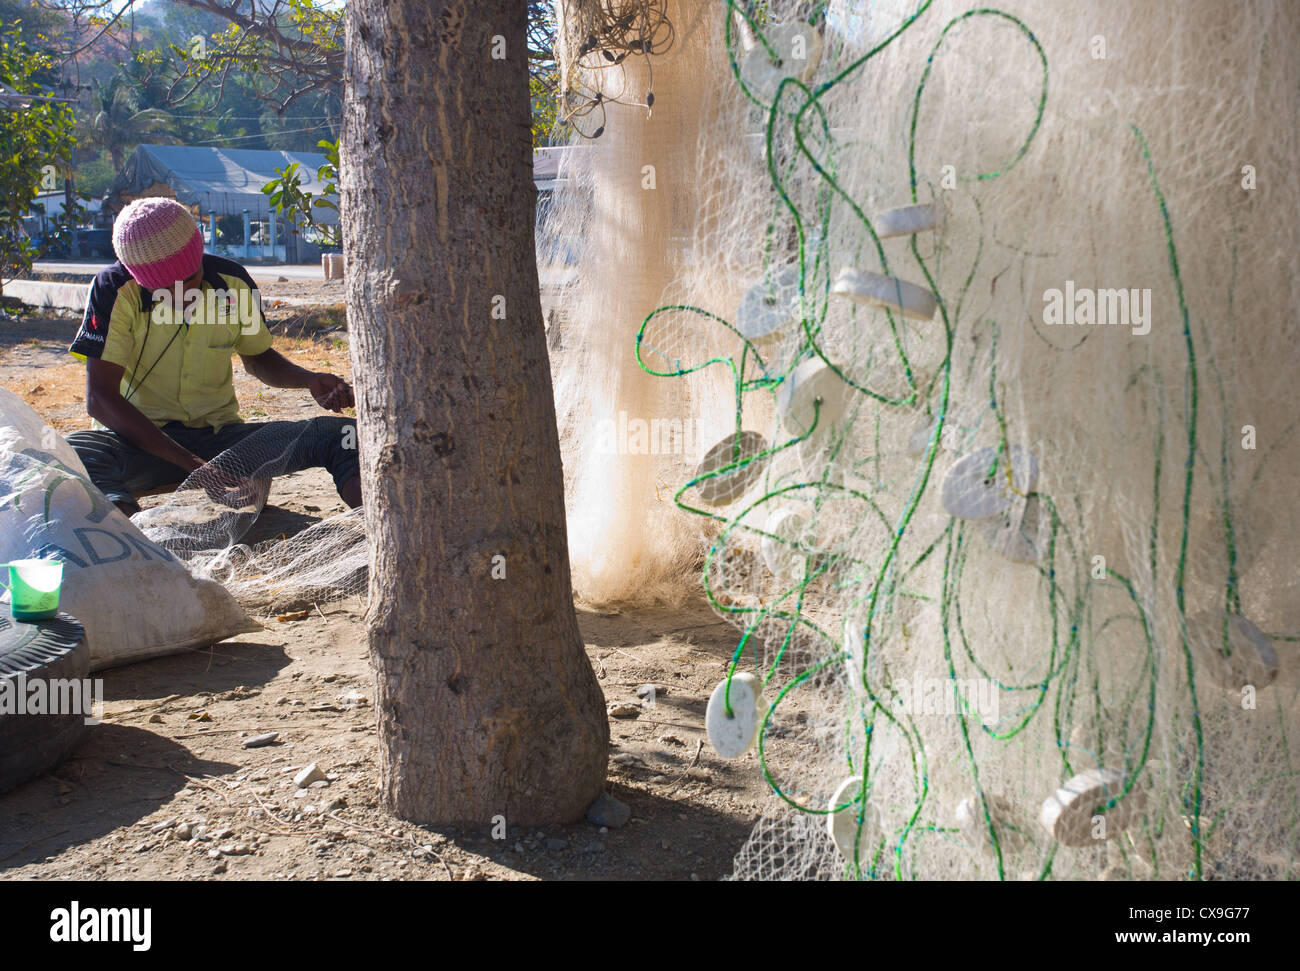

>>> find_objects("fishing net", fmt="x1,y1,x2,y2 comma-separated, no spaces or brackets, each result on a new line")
545,0,1300,879
131,421,367,615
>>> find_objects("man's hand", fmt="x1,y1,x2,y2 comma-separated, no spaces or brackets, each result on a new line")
241,349,353,413
309,372,355,412
188,460,269,511
198,465,257,509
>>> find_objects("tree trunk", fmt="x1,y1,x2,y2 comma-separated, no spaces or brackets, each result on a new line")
340,0,609,825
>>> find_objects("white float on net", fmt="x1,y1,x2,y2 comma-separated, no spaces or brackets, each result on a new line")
874,201,945,239
761,506,808,579
736,265,802,343
827,775,880,862
705,672,764,760
1040,767,1144,847
941,444,1039,520
830,266,938,321
775,356,853,441
693,431,768,506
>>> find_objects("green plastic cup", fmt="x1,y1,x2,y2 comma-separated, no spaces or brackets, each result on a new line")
1,558,64,621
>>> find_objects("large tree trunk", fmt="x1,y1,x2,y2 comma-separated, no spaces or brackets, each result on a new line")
340,0,609,825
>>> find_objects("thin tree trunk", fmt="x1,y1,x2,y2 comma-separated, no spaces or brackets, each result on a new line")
341,0,608,825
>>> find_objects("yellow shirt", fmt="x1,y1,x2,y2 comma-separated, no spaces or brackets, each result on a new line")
69,254,274,431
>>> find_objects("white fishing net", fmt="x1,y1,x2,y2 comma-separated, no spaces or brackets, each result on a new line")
132,422,367,615
545,0,1300,879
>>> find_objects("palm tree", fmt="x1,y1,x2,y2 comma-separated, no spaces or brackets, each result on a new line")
79,76,180,173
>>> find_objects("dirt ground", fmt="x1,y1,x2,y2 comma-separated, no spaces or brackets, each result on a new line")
0,289,772,881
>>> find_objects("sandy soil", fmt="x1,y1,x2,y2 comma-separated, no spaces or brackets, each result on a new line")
0,298,770,881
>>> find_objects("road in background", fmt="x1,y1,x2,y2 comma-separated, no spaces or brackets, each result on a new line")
33,261,326,283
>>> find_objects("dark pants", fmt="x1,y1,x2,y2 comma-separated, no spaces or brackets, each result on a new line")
67,417,360,509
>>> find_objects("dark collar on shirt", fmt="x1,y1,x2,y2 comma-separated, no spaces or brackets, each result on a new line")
200,254,226,292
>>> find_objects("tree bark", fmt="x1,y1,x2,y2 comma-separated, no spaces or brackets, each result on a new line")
340,0,608,825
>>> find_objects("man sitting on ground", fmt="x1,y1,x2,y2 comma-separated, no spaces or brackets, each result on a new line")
66,197,361,516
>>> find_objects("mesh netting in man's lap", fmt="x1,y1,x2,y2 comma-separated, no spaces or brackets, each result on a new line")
133,421,366,613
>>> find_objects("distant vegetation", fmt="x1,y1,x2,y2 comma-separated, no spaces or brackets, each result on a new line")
7,0,561,206
6,0,343,199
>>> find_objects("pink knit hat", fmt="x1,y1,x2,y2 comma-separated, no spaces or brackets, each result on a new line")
112,197,204,289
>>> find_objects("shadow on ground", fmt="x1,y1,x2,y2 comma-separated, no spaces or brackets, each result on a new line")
422,780,754,881
99,639,292,703
0,724,235,870
0,313,80,348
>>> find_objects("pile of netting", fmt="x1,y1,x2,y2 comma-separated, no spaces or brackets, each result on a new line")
131,422,367,615
544,0,1300,879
